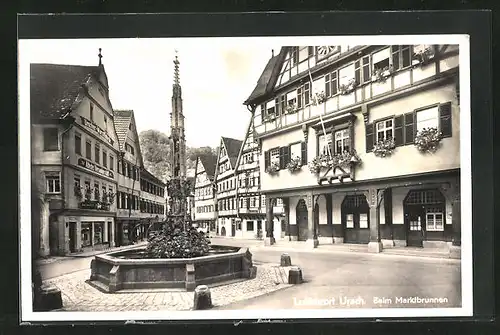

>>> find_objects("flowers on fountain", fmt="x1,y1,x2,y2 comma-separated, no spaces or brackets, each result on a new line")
146,217,211,259
372,66,393,83
266,161,280,174
286,156,302,173
339,78,357,95
373,138,396,157
166,179,191,198
414,127,442,153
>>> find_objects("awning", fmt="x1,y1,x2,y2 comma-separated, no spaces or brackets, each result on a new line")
311,112,355,130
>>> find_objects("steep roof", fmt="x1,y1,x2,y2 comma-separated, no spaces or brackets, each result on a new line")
187,177,195,193
30,63,102,123
113,110,133,151
234,115,254,171
140,167,166,187
243,47,287,105
199,155,217,179
221,136,243,168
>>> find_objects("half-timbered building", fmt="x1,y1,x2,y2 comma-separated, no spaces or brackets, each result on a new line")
193,155,217,233
244,45,461,254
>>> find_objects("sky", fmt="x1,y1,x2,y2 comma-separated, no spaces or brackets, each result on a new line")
19,38,281,148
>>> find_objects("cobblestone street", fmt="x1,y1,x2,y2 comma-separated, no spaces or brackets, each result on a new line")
43,263,292,311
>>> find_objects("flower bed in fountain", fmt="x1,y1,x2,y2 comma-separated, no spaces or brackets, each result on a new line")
88,245,256,293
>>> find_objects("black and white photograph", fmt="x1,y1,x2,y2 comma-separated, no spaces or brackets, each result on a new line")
19,34,472,322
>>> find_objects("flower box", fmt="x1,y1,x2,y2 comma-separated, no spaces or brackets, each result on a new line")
308,151,361,175
373,138,396,157
371,66,393,83
414,127,442,153
266,162,280,175
339,78,357,95
286,156,302,173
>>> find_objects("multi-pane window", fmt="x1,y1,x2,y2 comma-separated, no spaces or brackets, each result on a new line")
290,142,302,160
376,119,394,141
338,64,355,87
85,140,92,160
102,150,107,168
95,143,100,164
334,129,350,154
75,133,81,155
355,55,371,84
125,143,135,155
279,95,287,114
109,155,114,171
318,133,333,156
372,47,391,71
43,128,59,151
346,214,354,228
270,148,280,165
416,106,439,132
391,45,411,70
297,87,303,109
46,173,61,193
325,71,338,97
426,207,444,231
359,213,368,229
303,82,310,106
74,176,81,195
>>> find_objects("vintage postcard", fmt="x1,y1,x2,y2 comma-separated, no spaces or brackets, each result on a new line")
18,34,472,322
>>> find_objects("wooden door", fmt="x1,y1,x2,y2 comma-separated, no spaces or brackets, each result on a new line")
69,222,76,253
406,205,425,247
296,199,308,241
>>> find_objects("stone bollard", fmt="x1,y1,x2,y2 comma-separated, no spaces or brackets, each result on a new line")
185,264,196,291
193,285,213,310
288,266,303,284
242,248,258,279
280,253,292,267
39,285,63,311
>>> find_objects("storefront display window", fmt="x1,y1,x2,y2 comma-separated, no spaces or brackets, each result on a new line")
81,223,92,247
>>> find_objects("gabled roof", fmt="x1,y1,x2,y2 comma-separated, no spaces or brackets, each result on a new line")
243,47,288,105
221,136,243,168
113,109,144,166
198,155,217,179
187,177,195,193
140,167,166,187
234,115,254,171
30,63,104,123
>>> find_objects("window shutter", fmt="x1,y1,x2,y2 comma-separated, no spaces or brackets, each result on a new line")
394,115,404,147
264,150,270,169
301,141,307,165
284,146,290,167
279,147,286,169
404,112,415,144
365,123,374,152
439,102,452,138
246,197,250,209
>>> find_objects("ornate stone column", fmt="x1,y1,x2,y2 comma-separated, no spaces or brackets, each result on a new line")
306,194,319,248
265,196,275,246
109,220,115,247
366,188,382,253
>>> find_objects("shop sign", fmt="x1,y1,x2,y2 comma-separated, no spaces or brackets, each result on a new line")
78,158,114,179
79,200,110,211
81,116,114,145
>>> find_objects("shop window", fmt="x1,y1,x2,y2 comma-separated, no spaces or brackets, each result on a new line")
426,207,444,231
376,119,394,141
94,223,103,244
43,128,59,151
416,106,439,132
46,173,61,194
334,128,350,154
81,223,92,247
346,214,354,228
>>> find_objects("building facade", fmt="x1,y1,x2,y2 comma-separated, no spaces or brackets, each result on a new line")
113,110,145,246
244,45,461,252
31,59,120,256
234,117,284,239
193,155,217,233
214,137,243,237
139,168,166,238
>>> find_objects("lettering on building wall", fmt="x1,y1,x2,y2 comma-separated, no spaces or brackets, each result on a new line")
78,158,114,179
80,116,114,145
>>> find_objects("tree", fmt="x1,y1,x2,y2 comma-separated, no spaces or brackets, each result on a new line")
186,146,218,172
138,130,171,183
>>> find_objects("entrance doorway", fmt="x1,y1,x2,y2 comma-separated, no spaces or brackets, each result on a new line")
342,195,370,244
231,219,236,237
296,199,308,241
107,222,112,246
221,226,226,236
68,222,77,253
404,189,446,247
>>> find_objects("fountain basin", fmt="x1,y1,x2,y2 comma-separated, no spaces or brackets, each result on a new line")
89,245,256,293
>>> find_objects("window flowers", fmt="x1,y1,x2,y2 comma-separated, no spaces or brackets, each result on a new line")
286,156,302,173
74,185,83,199
373,138,396,157
412,46,435,67
266,161,280,175
84,187,93,201
264,113,277,122
308,151,361,175
313,91,327,105
415,127,442,153
285,102,298,114
339,78,357,95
